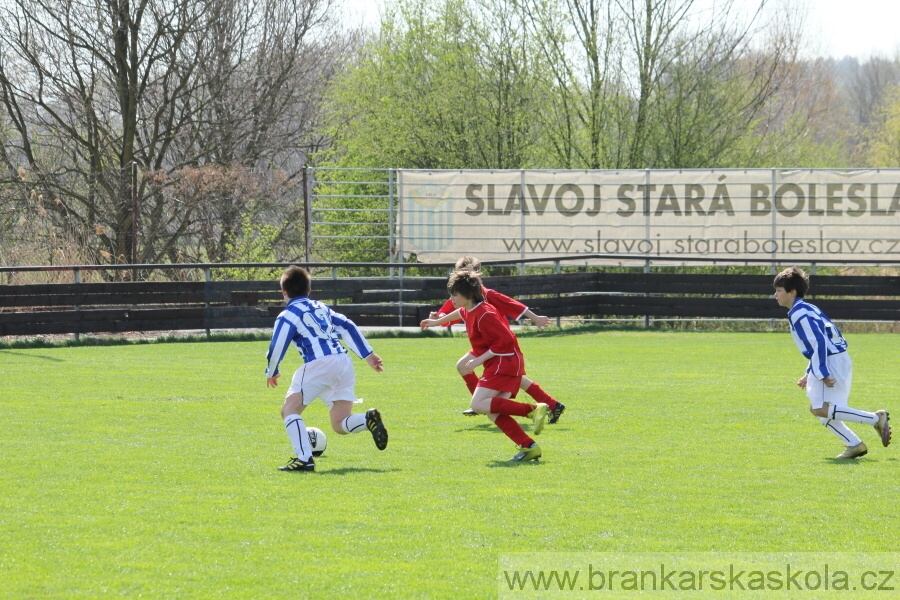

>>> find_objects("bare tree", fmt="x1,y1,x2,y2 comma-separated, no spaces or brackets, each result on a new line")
0,0,350,271
0,0,210,267
516,0,624,168
515,0,803,169
845,57,900,128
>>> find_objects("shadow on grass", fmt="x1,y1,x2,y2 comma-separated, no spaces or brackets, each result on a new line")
456,423,555,434
822,457,870,465
455,423,498,433
0,350,65,361
314,467,403,476
486,460,544,468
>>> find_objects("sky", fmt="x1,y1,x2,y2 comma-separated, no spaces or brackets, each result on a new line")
340,0,900,61
804,0,900,59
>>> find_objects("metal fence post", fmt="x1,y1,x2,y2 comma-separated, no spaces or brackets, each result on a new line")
204,268,212,337
304,167,312,263
389,168,395,278
555,260,561,329
74,268,80,342
644,259,651,329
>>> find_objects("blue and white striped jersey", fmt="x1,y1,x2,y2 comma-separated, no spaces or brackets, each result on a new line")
787,298,848,380
265,296,374,377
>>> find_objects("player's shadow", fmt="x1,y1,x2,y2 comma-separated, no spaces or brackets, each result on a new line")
315,467,402,475
0,350,65,362
486,460,544,468
455,423,497,433
822,457,869,465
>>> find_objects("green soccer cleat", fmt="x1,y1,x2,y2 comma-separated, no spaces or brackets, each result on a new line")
510,443,542,462
528,403,549,435
874,410,891,447
278,457,315,472
835,442,868,459
548,402,566,424
365,408,389,450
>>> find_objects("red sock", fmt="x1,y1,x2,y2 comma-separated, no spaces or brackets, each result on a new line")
494,415,534,447
525,382,558,410
490,397,534,417
462,373,479,395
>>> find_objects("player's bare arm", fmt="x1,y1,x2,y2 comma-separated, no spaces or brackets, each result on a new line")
462,350,495,372
797,374,808,389
267,374,280,388
523,310,550,329
421,308,462,329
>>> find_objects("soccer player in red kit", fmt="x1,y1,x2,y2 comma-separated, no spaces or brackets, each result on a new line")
422,268,548,461
428,257,566,423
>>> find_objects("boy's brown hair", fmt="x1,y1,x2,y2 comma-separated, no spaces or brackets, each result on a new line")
281,265,311,298
447,268,484,303
454,256,481,272
773,266,809,298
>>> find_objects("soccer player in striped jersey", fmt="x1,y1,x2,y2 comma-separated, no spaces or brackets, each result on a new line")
429,257,566,424
422,268,549,461
266,265,388,472
774,266,891,459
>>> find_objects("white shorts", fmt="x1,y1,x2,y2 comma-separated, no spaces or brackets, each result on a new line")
287,353,362,410
806,351,852,409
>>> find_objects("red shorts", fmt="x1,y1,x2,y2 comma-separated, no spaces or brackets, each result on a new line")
477,373,522,396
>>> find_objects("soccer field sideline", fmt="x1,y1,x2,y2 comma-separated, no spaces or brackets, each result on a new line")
1,331,897,598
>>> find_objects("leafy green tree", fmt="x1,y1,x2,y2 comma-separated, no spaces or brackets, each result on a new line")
860,85,900,167
322,0,550,169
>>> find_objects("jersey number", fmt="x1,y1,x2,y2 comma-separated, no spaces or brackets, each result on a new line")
302,309,334,340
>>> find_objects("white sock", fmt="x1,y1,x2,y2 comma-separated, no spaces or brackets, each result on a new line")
828,404,878,425
284,414,313,461
818,417,862,447
341,413,366,434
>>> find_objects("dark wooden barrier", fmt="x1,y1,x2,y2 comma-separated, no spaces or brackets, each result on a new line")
489,272,900,322
2,272,899,336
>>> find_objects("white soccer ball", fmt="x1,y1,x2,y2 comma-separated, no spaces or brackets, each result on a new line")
308,426,327,457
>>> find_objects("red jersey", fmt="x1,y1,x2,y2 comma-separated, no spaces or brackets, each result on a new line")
459,301,524,379
437,287,527,326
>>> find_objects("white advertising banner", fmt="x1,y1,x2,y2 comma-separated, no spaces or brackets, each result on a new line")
398,169,900,263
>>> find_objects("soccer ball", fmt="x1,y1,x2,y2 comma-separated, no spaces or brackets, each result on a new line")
308,426,327,457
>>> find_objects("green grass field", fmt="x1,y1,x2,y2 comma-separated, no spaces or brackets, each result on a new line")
1,330,898,598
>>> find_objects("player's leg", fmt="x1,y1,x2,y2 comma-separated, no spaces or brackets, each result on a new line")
456,352,480,394
805,358,867,458
457,352,481,416
520,376,565,423
474,388,541,461
813,408,865,458
325,355,388,450
279,368,315,471
329,400,365,435
470,386,531,416
809,353,890,449
327,400,387,450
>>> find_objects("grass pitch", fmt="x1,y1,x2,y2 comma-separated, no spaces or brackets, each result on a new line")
1,331,898,598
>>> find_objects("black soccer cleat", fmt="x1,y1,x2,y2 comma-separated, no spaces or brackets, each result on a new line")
365,408,389,450
548,402,566,424
462,409,478,416
278,457,315,472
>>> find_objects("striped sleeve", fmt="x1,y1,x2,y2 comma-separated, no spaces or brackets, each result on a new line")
791,311,829,379
330,309,374,359
265,312,296,377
